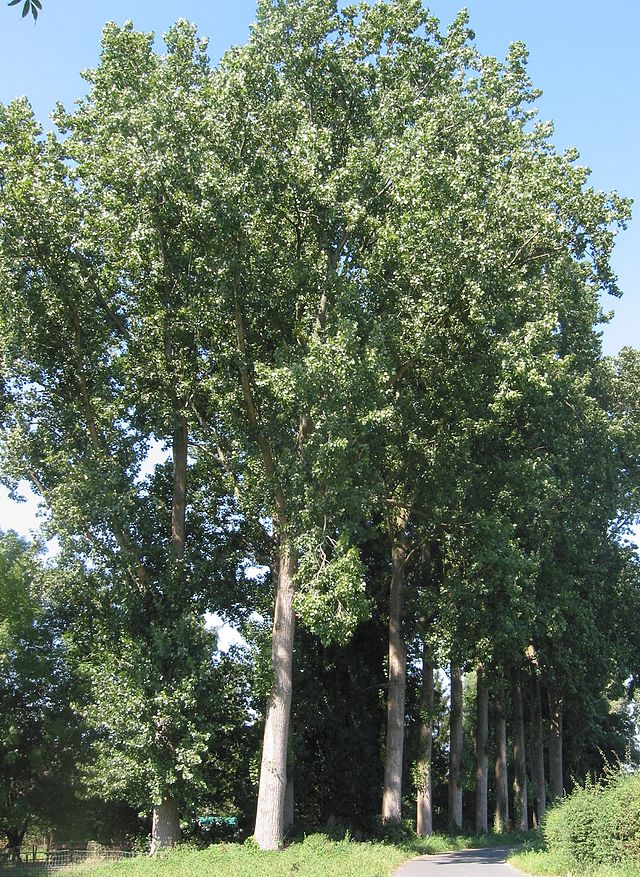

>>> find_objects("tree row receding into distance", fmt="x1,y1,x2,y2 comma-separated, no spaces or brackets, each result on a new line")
1,0,639,856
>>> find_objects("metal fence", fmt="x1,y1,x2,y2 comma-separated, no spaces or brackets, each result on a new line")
0,849,135,876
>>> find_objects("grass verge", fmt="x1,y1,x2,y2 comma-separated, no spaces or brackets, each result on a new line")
67,830,533,877
509,847,640,877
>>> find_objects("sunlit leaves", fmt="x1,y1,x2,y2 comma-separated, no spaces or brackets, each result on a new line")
295,533,370,646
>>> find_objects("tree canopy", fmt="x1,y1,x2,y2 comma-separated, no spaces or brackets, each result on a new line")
0,0,638,856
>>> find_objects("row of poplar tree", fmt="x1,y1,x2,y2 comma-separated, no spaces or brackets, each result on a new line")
1,0,639,855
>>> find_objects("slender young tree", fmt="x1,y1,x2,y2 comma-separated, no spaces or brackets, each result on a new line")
382,507,411,824
448,663,464,832
512,669,529,831
493,678,510,833
474,667,489,834
528,664,547,826
416,641,435,836
548,686,564,803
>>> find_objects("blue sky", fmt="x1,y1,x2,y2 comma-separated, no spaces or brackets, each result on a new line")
1,0,638,537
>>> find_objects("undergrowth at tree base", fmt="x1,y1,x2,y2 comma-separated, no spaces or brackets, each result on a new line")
64,830,534,877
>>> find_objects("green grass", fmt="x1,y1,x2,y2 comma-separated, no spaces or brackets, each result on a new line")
66,830,533,877
509,847,640,877
56,836,407,877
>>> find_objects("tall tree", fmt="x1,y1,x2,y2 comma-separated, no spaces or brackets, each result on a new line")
0,24,247,851
199,0,400,846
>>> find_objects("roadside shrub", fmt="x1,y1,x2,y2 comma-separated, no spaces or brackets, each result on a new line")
543,767,640,866
615,770,640,860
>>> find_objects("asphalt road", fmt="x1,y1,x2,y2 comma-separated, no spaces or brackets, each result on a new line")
394,846,521,877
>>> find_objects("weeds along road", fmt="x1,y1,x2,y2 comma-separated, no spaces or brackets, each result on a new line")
395,846,521,877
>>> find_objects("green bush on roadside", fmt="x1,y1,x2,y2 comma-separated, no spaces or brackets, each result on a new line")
543,767,640,867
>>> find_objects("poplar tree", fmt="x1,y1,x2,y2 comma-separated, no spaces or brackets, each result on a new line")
0,24,246,851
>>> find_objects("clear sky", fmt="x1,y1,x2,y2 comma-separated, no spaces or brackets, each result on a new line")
1,0,638,537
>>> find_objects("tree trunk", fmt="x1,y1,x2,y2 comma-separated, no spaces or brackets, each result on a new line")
475,667,489,835
382,511,410,824
150,796,181,854
494,678,510,833
416,644,434,836
149,413,189,855
283,777,294,831
529,671,546,826
235,283,296,850
254,541,296,849
6,828,27,862
512,670,528,832
548,687,564,803
448,662,464,832
284,735,294,831
171,413,188,558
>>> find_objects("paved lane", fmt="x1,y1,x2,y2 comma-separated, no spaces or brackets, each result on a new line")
394,846,521,877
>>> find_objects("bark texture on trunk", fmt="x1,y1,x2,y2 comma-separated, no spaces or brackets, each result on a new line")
548,687,564,803
283,735,294,831
150,796,181,854
283,777,294,831
171,413,188,557
254,543,296,849
475,667,489,835
416,645,434,837
512,670,528,832
382,511,410,825
494,678,510,833
529,671,546,826
448,662,463,832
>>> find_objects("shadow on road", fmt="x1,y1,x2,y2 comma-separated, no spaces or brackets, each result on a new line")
396,845,521,875
422,847,513,864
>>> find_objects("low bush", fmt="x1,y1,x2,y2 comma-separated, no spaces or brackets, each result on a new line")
543,767,640,868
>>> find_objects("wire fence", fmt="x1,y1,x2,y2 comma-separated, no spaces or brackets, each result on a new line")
0,849,136,876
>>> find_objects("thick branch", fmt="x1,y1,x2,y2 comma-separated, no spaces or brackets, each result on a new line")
233,276,288,521
171,413,188,559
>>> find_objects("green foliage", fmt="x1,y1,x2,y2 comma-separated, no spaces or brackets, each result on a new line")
0,532,84,848
0,20,256,835
1,0,639,848
295,534,370,646
543,768,640,867
7,0,41,21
